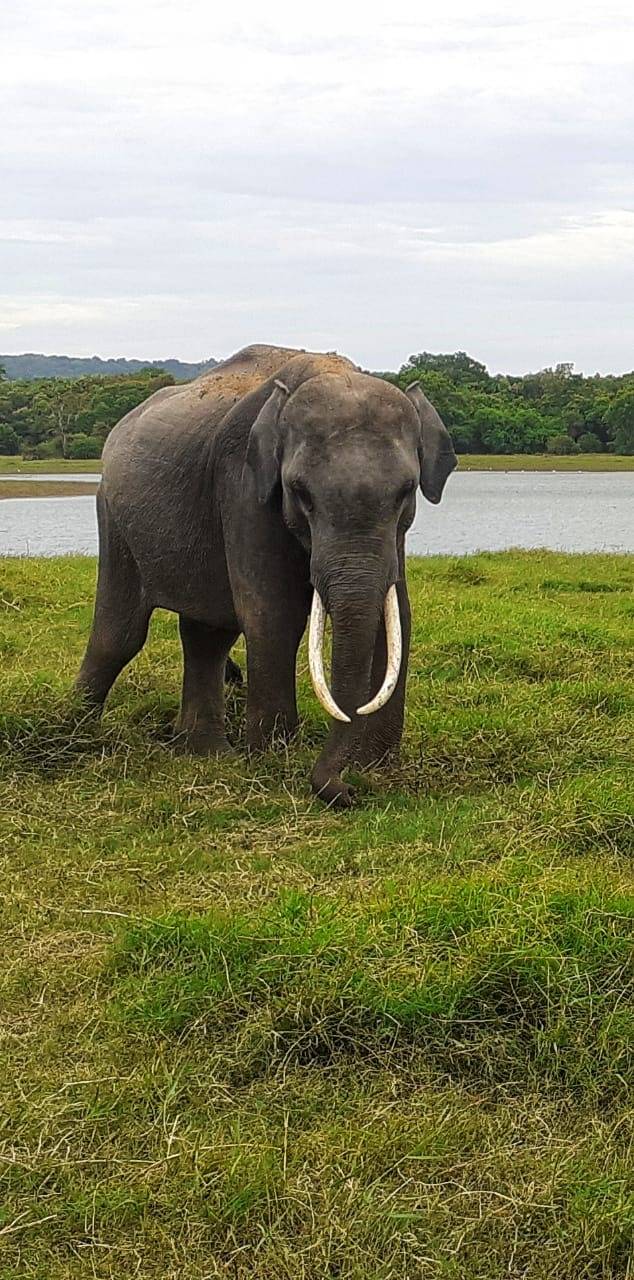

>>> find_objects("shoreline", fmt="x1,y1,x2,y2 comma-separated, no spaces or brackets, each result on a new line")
2,455,634,502
0,453,633,500
459,454,634,472
0,481,99,499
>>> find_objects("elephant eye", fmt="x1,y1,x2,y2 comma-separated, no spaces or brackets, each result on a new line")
290,481,313,512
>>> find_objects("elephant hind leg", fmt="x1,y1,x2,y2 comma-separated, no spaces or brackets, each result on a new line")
175,617,239,755
75,491,152,710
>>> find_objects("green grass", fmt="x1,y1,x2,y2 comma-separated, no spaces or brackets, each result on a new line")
0,457,101,474
2,452,634,476
459,454,634,471
0,551,633,1278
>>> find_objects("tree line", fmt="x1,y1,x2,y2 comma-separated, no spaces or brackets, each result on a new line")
382,352,634,456
0,368,175,458
0,351,633,457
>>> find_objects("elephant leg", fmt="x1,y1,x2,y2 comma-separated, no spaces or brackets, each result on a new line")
175,617,238,755
244,613,306,751
355,578,411,768
76,493,152,709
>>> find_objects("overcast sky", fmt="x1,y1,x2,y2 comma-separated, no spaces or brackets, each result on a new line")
2,0,633,373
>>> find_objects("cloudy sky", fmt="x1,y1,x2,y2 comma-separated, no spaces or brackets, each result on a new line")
2,0,633,373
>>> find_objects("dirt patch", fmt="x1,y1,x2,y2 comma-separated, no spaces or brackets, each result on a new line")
0,481,99,499
195,344,358,403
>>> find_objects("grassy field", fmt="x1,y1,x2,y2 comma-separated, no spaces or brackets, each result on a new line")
0,551,632,1279
0,481,98,499
1,453,633,478
460,453,634,472
0,458,101,474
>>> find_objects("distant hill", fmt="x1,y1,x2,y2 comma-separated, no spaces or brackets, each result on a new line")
0,353,219,382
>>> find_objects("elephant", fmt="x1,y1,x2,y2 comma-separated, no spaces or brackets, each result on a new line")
76,344,456,806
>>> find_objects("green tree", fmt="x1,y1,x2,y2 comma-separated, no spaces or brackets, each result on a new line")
580,391,611,444
472,402,550,454
387,369,480,451
27,378,88,455
0,368,176,457
513,364,580,415
381,351,634,456
561,396,589,440
399,351,490,388
605,389,634,455
0,423,20,454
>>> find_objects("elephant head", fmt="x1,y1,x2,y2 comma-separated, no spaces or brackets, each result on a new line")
246,368,457,801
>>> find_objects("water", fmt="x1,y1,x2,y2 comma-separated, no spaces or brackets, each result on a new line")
0,496,98,556
408,472,634,556
0,472,101,483
0,472,632,558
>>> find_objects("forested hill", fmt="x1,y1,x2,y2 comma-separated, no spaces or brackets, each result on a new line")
0,353,218,382
1,349,633,459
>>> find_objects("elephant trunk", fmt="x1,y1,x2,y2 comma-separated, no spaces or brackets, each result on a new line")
308,546,401,805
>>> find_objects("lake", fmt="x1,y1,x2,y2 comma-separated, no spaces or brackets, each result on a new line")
0,472,632,558
0,473,102,484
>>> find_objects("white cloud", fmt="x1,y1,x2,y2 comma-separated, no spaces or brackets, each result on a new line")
407,210,634,272
1,0,633,371
0,221,110,246
0,297,143,333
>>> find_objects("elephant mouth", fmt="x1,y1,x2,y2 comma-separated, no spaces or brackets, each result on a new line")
307,585,402,723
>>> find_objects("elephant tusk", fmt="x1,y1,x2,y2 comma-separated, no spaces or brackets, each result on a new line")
308,590,351,724
356,585,402,716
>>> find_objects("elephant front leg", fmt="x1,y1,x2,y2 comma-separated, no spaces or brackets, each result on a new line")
175,617,238,755
244,617,305,751
355,579,411,768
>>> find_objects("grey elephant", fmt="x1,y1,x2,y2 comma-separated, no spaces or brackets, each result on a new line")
76,345,456,806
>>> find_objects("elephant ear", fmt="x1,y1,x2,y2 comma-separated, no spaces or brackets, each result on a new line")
406,381,457,504
245,379,290,504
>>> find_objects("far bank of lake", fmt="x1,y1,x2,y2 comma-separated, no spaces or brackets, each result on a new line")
1,453,634,479
1,452,633,502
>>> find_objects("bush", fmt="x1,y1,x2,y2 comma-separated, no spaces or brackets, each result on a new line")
577,432,603,453
66,433,103,459
613,428,634,455
0,424,20,455
546,434,579,456
34,438,63,460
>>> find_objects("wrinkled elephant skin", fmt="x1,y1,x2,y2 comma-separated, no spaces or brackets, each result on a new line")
76,344,456,805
